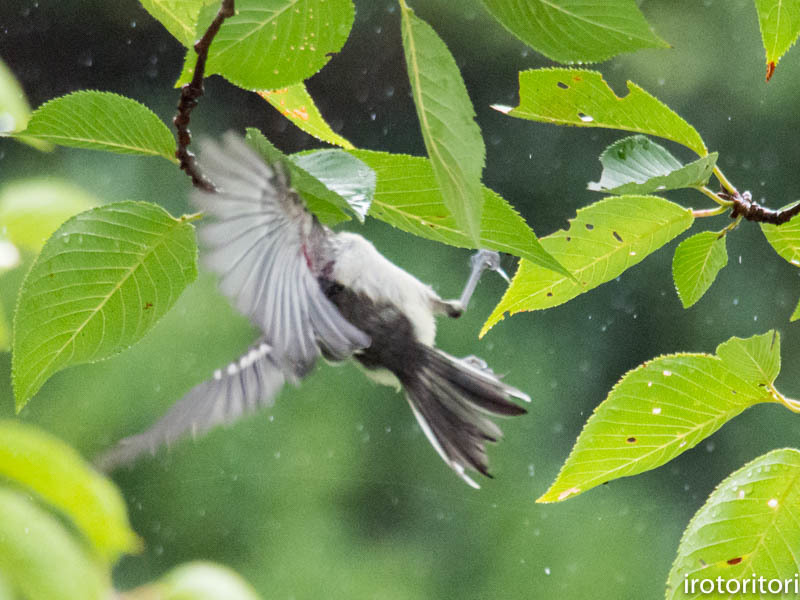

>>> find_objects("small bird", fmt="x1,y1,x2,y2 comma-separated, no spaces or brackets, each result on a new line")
98,133,529,487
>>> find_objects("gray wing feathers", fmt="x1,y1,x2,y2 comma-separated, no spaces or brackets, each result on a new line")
96,342,285,472
192,134,369,375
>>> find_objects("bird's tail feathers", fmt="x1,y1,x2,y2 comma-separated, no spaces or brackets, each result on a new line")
401,347,529,488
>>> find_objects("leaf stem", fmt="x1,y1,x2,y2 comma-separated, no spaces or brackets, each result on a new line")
770,384,800,413
697,185,734,207
691,206,728,219
713,166,738,196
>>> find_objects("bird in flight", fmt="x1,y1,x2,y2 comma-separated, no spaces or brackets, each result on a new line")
98,133,529,487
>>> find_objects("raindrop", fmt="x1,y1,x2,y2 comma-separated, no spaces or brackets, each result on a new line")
544,567,551,575
705,441,715,453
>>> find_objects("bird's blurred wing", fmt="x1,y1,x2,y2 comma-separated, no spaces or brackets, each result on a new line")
96,341,284,471
192,134,369,375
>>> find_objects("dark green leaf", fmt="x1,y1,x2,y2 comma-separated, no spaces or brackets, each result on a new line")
481,0,668,63
588,135,717,195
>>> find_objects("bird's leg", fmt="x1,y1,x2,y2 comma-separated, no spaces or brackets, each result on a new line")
437,249,509,318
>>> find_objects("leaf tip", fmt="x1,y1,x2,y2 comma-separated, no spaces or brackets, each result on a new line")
766,61,776,81
490,104,513,115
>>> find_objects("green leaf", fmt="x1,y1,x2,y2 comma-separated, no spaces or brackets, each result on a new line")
666,448,800,599
157,562,262,600
481,195,693,335
12,201,198,409
0,300,9,352
762,211,800,267
0,56,51,151
672,231,728,308
349,149,570,278
589,135,718,195
0,179,98,253
480,0,668,64
538,332,780,503
496,69,707,156
400,5,485,246
755,0,800,80
0,488,108,600
244,128,357,224
139,0,214,47
178,0,355,91
0,420,140,563
258,84,354,149
18,91,176,161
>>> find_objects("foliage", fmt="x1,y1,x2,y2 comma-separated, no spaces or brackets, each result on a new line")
3,0,800,597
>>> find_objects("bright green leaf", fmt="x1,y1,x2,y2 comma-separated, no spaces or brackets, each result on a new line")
349,149,570,278
258,84,354,149
178,0,355,91
0,56,51,151
482,195,693,335
672,231,728,308
666,448,800,599
538,332,780,503
755,0,800,80
157,562,262,600
400,5,485,246
12,201,198,409
792,299,800,322
0,420,140,563
496,69,707,156
589,135,717,195
244,128,355,224
762,211,800,267
18,91,176,161
139,0,214,47
0,179,98,253
481,0,668,64
716,330,781,387
0,488,107,600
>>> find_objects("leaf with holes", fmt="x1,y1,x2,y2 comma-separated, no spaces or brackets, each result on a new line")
481,196,693,336
666,448,800,599
755,0,800,80
0,420,140,563
139,0,215,47
495,69,707,156
672,231,728,308
178,0,355,91
481,0,668,64
0,179,98,253
245,128,371,224
12,201,198,410
349,149,570,278
539,332,781,503
400,6,485,246
18,91,176,161
0,488,107,600
589,136,717,195
259,84,354,149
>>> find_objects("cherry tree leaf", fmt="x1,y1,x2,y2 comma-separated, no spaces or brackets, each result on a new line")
12,201,198,409
755,0,800,80
672,231,728,308
539,332,781,503
481,0,668,64
494,69,707,156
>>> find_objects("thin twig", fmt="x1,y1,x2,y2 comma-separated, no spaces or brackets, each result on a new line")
696,185,733,207
691,205,728,219
173,0,235,191
723,190,800,225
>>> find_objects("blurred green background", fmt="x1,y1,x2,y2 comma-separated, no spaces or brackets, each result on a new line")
2,0,800,597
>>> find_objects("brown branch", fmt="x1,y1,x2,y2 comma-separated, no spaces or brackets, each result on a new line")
724,191,800,225
173,0,235,191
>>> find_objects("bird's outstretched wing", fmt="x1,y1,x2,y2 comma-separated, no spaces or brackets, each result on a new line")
96,341,284,471
97,134,370,471
193,133,370,376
